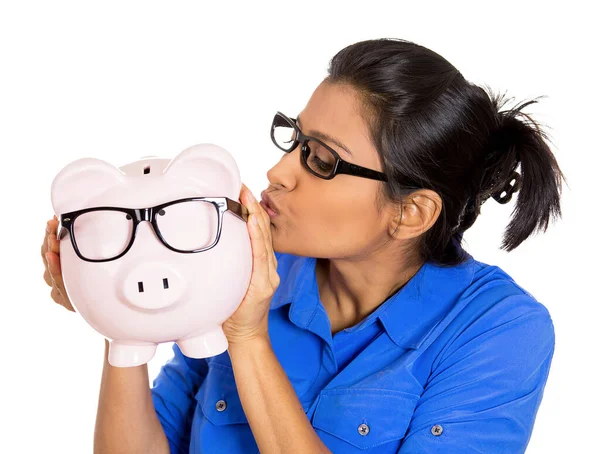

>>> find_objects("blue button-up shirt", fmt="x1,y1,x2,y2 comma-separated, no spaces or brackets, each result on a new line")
151,250,555,453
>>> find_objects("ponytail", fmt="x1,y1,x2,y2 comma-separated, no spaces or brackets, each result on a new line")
460,91,566,251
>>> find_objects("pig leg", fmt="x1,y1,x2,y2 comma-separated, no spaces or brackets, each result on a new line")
176,326,228,358
108,340,158,367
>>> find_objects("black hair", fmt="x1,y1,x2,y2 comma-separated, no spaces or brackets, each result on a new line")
326,38,566,266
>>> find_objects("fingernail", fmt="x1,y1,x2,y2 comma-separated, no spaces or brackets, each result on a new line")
247,191,255,203
251,215,258,225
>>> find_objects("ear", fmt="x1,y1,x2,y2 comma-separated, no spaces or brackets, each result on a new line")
162,143,241,200
389,190,442,240
51,158,126,215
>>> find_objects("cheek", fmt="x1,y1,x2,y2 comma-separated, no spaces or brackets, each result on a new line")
279,196,381,257
315,198,378,236
289,184,380,229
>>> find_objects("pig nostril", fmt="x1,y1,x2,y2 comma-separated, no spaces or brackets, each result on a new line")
138,282,144,292
143,165,151,174
163,278,169,289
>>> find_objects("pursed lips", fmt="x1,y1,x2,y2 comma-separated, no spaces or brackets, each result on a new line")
260,191,279,217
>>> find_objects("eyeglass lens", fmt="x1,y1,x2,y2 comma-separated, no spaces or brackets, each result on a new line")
72,201,219,260
272,115,337,178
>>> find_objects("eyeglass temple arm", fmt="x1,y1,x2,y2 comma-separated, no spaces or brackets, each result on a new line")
226,198,250,222
56,215,69,240
337,161,389,182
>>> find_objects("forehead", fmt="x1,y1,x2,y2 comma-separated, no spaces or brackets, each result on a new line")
299,82,374,158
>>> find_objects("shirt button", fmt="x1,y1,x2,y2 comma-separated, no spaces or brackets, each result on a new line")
215,400,227,412
358,423,370,436
431,424,443,436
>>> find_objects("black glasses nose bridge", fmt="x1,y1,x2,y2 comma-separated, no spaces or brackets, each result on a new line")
133,208,153,222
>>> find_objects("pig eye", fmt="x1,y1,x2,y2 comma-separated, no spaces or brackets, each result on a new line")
158,209,166,216
126,214,132,220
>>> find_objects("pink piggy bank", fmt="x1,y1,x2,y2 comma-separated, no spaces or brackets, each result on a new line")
50,144,252,367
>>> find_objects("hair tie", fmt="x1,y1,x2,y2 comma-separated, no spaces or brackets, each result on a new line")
491,170,521,204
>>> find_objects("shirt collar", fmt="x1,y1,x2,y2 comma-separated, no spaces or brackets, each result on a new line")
270,252,476,350
379,254,476,349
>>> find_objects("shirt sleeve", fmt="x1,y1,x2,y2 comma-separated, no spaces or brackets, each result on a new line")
398,294,555,454
151,342,209,454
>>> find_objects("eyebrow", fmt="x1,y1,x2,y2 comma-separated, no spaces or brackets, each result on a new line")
296,114,353,157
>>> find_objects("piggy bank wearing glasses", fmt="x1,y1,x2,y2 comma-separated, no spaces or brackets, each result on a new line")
50,144,252,367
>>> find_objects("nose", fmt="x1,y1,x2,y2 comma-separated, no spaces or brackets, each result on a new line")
121,262,187,310
267,149,300,190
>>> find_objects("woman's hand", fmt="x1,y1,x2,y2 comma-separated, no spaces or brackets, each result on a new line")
42,215,75,312
222,183,280,346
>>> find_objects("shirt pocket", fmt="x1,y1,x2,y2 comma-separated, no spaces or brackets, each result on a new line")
193,362,259,453
312,388,419,453
195,361,249,425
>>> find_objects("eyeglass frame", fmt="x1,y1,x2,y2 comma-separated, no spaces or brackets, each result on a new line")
57,196,250,263
270,111,389,182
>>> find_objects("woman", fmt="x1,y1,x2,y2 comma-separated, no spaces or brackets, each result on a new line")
42,38,564,453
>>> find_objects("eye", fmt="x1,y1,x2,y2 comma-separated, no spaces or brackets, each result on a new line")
310,155,333,172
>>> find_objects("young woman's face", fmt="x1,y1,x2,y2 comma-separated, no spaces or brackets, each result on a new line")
263,81,395,259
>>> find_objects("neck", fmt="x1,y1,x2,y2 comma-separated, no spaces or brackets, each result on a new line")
316,253,423,331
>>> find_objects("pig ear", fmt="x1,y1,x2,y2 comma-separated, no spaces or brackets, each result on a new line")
51,158,126,214
163,144,241,199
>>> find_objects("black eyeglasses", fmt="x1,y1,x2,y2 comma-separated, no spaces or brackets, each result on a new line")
270,111,388,182
58,197,249,263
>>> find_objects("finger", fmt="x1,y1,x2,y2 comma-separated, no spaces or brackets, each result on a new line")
247,213,272,295
242,187,260,219
43,219,59,257
251,205,279,291
43,216,61,285
43,268,53,287
48,233,60,254
42,235,48,263
256,204,277,281
46,251,65,291
256,199,274,245
241,189,272,255
257,203,274,251
51,283,66,306
241,188,278,289
240,183,249,200
42,219,53,260
55,285,75,312
253,198,277,281
48,217,58,234
50,285,62,304
243,189,276,279
240,185,252,209
50,280,74,311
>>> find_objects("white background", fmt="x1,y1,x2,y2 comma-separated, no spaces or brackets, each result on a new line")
1,1,597,452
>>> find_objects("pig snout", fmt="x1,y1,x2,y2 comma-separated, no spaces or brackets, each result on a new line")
121,262,187,310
